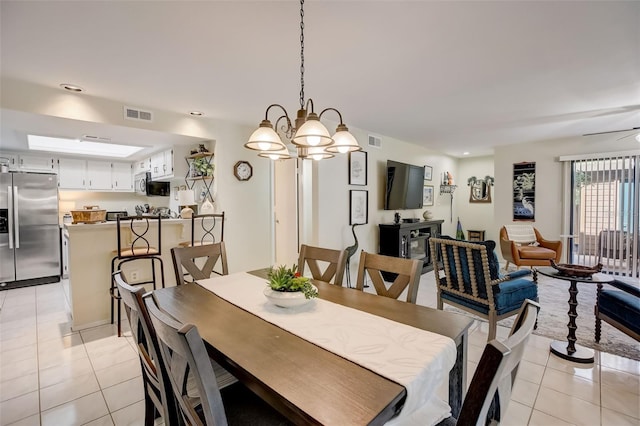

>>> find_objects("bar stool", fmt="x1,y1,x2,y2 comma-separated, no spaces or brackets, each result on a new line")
110,215,165,337
179,212,225,247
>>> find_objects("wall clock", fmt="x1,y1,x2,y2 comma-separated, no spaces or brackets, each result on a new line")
233,161,253,181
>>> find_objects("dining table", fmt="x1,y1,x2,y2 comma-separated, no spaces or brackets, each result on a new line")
152,269,473,425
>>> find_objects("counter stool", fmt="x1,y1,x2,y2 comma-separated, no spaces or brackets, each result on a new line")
178,212,225,247
110,215,165,337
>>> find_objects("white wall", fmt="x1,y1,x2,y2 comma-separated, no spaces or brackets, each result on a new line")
456,155,496,241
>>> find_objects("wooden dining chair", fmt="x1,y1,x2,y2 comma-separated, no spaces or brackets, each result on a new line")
437,299,540,425
113,272,179,426
297,244,347,286
144,294,292,426
171,242,229,285
355,251,422,303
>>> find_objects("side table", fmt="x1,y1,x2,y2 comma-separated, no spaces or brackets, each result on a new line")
536,267,614,363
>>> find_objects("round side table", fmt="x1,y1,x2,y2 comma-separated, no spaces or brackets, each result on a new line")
536,267,614,364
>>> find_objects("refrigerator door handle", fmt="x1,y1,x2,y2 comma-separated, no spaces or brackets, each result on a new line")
13,186,19,248
8,185,14,249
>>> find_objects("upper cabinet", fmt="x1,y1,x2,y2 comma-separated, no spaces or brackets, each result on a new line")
150,148,174,180
57,159,133,192
58,158,87,189
134,158,151,174
18,154,55,172
86,161,112,190
112,162,133,191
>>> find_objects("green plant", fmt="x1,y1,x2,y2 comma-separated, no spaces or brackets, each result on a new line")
193,158,214,176
267,264,318,299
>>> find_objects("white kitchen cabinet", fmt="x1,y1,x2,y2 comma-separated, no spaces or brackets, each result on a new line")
18,154,55,172
134,158,151,174
112,162,133,191
150,148,174,180
0,153,18,171
57,158,87,189
86,161,112,190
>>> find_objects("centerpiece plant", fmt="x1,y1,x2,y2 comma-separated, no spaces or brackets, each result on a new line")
267,264,318,299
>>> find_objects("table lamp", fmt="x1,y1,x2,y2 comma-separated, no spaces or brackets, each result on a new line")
178,189,195,218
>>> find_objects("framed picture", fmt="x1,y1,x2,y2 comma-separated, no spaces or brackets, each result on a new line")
513,162,535,221
349,151,368,186
423,185,434,206
350,190,368,224
424,165,433,181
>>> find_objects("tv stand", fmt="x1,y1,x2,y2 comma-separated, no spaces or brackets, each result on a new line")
379,220,444,277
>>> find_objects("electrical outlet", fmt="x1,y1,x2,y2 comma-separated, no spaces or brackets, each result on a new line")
130,270,139,281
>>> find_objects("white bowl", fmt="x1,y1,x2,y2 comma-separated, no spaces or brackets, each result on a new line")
263,285,317,308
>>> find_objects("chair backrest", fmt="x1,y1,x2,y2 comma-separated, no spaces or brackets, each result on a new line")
171,242,229,285
113,272,178,424
116,215,162,257
145,294,228,426
355,251,421,303
457,300,540,425
297,244,347,286
430,236,501,304
191,212,225,246
502,224,538,245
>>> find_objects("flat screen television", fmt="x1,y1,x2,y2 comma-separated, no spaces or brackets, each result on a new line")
384,160,425,210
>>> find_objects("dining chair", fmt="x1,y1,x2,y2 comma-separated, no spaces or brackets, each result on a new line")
437,299,540,425
113,271,179,426
355,251,422,303
179,212,225,247
430,236,538,341
171,242,228,285
297,244,347,286
144,294,292,426
110,215,165,336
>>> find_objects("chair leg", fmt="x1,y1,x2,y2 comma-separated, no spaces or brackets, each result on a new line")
488,311,497,341
158,257,165,288
117,294,122,337
437,298,443,310
151,258,157,290
143,387,156,426
110,257,118,324
504,261,510,271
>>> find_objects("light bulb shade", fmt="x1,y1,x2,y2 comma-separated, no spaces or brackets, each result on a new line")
292,113,333,147
324,125,361,153
245,120,285,151
258,145,292,160
178,189,195,206
306,146,334,161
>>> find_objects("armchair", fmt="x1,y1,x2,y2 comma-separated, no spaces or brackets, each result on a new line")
430,236,538,340
500,225,562,270
595,277,640,343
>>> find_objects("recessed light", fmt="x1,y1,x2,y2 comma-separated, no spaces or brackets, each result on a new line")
635,134,640,143
189,111,204,116
463,152,470,156
59,83,84,92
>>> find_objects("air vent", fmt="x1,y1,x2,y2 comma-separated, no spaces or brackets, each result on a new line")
82,135,111,142
368,135,382,148
124,106,154,122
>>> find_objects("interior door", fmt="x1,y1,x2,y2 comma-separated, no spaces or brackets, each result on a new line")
274,159,298,266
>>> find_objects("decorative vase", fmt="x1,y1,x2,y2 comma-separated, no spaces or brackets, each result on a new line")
263,285,317,308
423,210,433,220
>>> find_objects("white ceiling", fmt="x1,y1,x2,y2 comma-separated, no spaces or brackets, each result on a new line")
1,0,639,158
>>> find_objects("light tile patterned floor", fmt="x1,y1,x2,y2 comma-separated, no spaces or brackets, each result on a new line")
1,278,638,425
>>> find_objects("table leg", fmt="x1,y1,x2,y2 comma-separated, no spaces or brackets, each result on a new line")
449,331,467,418
550,279,594,363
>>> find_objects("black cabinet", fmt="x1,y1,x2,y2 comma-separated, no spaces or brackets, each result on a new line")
379,220,444,275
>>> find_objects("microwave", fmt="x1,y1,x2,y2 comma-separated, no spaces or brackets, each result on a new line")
134,172,170,196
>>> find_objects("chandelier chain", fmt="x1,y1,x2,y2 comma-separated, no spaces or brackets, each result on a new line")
299,0,305,109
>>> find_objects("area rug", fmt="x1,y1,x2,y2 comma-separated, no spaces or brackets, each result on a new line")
442,273,639,361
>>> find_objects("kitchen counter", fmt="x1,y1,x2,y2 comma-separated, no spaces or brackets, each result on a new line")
65,218,194,329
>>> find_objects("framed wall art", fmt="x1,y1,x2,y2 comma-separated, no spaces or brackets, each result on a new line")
513,162,535,221
349,151,367,186
423,185,434,206
349,190,368,224
424,165,433,181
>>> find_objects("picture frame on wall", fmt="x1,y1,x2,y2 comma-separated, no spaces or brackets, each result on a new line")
350,190,368,224
423,185,434,206
349,151,368,186
424,165,433,181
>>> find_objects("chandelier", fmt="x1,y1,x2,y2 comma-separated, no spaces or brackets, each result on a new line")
244,0,361,161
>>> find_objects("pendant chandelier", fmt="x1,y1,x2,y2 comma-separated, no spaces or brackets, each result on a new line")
244,0,361,161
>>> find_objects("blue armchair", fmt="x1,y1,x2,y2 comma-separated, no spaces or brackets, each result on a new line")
595,278,640,343
430,236,538,341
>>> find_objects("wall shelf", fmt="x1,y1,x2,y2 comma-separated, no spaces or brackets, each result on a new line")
184,151,214,202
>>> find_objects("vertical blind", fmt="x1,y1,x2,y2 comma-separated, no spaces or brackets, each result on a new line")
562,152,639,278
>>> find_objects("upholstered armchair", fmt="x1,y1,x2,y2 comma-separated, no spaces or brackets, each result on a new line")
595,278,640,343
500,225,562,270
430,236,538,340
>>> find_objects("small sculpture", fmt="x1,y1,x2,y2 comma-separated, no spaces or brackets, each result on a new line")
344,223,363,288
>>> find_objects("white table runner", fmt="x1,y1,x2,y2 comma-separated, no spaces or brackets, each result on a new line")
197,272,457,425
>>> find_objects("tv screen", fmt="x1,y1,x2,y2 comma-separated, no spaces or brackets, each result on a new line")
385,160,425,210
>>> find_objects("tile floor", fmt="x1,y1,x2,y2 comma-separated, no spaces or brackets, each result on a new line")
1,277,638,426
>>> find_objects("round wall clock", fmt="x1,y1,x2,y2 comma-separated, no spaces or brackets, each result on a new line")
233,161,253,181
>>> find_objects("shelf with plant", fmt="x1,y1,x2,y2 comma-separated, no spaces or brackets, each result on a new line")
189,157,215,178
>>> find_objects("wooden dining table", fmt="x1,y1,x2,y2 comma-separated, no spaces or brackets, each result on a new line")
152,270,473,425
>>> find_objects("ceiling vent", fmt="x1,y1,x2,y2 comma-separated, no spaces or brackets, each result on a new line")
124,106,154,123
81,135,111,143
368,135,382,149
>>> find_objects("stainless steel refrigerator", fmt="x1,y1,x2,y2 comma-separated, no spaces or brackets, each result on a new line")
0,172,60,289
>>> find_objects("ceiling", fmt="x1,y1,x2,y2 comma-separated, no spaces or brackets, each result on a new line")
1,1,639,158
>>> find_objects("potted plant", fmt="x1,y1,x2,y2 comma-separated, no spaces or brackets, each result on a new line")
192,157,214,177
264,264,318,307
